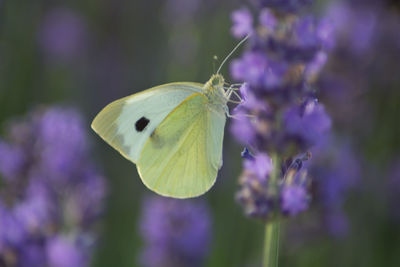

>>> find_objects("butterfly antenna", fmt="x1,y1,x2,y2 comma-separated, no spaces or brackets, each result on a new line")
216,34,251,75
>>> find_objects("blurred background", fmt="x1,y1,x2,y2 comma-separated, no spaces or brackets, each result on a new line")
0,0,399,267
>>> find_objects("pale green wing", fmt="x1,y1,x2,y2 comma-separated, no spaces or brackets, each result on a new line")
91,82,203,163
137,93,226,198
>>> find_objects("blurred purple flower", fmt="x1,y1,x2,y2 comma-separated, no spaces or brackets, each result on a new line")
284,99,331,148
47,236,87,267
37,108,87,179
305,51,328,82
38,8,87,60
259,8,277,30
324,210,349,238
230,114,257,146
244,153,273,180
0,141,25,181
139,196,212,267
326,2,377,55
231,8,253,38
19,243,46,267
14,180,53,232
0,107,106,266
0,204,26,248
280,185,309,216
306,139,360,237
231,51,287,89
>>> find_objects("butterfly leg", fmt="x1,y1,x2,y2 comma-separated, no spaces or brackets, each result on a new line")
224,85,243,103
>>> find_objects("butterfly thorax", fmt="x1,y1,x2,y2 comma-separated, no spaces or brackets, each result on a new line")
203,74,229,115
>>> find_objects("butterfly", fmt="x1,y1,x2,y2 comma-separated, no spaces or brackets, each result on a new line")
91,36,248,199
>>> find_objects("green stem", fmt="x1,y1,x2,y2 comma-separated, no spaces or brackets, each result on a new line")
263,154,281,267
263,221,280,267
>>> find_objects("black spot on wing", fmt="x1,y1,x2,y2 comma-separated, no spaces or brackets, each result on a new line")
135,117,150,132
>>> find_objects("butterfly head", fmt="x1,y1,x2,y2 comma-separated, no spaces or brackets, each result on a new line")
204,74,230,110
210,74,224,88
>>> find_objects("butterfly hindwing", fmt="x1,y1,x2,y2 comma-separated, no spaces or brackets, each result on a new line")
91,83,203,163
137,93,226,198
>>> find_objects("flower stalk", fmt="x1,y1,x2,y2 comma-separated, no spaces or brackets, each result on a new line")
263,221,280,267
263,154,280,267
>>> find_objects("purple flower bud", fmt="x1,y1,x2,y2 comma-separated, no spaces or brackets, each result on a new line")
305,51,328,82
241,147,254,160
280,185,309,216
231,8,253,39
231,51,287,89
244,153,273,180
230,113,256,146
259,8,277,30
284,99,331,148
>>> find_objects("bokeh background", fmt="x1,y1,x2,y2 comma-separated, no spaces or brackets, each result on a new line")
1,0,399,267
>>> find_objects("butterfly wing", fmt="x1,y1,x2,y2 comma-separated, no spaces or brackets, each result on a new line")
91,82,203,163
137,93,226,198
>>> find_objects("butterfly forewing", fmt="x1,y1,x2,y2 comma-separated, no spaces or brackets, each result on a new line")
137,93,226,198
91,83,203,163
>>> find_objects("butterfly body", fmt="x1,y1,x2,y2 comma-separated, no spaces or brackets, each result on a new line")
92,74,230,198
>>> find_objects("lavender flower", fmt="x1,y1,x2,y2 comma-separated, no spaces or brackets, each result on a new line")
230,4,332,221
0,107,106,266
139,196,212,267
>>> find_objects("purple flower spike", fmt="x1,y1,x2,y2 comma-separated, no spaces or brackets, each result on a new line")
231,8,253,39
230,0,333,221
0,107,106,266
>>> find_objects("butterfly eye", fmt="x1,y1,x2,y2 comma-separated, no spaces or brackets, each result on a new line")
212,77,221,86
